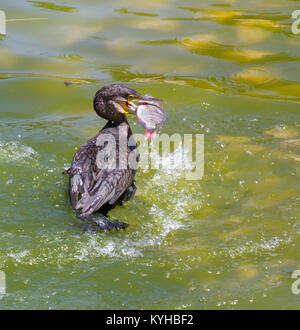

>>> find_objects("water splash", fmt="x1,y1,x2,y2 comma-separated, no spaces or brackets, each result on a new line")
0,140,38,163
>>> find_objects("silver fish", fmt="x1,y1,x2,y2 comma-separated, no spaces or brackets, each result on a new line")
135,96,166,140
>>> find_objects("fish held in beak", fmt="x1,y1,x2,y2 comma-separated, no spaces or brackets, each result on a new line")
136,95,166,140
145,129,157,140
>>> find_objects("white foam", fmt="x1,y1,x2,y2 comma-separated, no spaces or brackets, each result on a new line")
153,144,195,176
7,250,29,263
0,140,38,163
223,236,293,259
149,205,184,238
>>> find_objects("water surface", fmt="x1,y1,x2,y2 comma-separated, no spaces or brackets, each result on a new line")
0,0,299,309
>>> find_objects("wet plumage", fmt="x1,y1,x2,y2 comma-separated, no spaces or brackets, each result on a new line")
69,121,137,218
66,84,165,231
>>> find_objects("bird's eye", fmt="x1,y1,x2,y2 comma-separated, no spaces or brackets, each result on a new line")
128,95,136,101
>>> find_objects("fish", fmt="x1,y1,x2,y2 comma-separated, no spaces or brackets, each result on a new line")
135,96,166,140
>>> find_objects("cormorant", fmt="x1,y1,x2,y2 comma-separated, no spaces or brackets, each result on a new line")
65,84,165,231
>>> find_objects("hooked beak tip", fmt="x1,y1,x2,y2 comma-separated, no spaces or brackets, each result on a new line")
141,94,163,103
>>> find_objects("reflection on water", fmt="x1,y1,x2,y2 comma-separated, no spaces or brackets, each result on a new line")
28,1,78,13
0,0,299,309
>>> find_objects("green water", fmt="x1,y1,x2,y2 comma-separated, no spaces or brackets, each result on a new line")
0,0,299,310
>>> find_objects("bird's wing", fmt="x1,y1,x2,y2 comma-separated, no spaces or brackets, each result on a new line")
69,129,134,217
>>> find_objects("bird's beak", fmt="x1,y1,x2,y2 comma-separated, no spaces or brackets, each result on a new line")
140,95,162,103
135,95,162,112
122,98,139,114
123,95,162,115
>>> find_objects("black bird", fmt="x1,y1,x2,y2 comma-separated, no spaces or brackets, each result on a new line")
65,84,165,231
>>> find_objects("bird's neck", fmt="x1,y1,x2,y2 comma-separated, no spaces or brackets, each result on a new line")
107,118,128,127
102,120,132,139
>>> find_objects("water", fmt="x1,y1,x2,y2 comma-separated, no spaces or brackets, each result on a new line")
0,0,299,309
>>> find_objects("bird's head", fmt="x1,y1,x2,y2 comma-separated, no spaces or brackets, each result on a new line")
93,84,166,140
93,84,160,122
